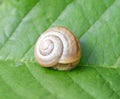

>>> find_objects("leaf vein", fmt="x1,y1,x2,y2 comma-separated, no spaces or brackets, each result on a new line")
95,68,120,98
0,0,41,51
25,62,60,99
0,75,23,98
79,0,116,39
67,74,95,99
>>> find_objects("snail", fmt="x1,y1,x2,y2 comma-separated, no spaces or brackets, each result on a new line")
34,27,81,70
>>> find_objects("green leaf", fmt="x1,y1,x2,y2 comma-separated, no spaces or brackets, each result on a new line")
0,0,120,99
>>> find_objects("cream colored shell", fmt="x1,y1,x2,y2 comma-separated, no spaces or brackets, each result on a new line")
34,27,81,70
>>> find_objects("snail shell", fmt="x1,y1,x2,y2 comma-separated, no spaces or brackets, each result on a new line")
34,27,81,70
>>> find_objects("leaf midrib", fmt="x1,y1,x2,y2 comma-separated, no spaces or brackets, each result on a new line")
0,59,119,69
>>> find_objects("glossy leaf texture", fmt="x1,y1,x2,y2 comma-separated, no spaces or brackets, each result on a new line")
0,0,120,99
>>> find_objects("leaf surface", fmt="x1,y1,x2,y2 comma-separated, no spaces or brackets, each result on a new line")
0,0,120,99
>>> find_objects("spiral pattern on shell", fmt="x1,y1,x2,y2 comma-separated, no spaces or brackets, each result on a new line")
34,27,81,70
